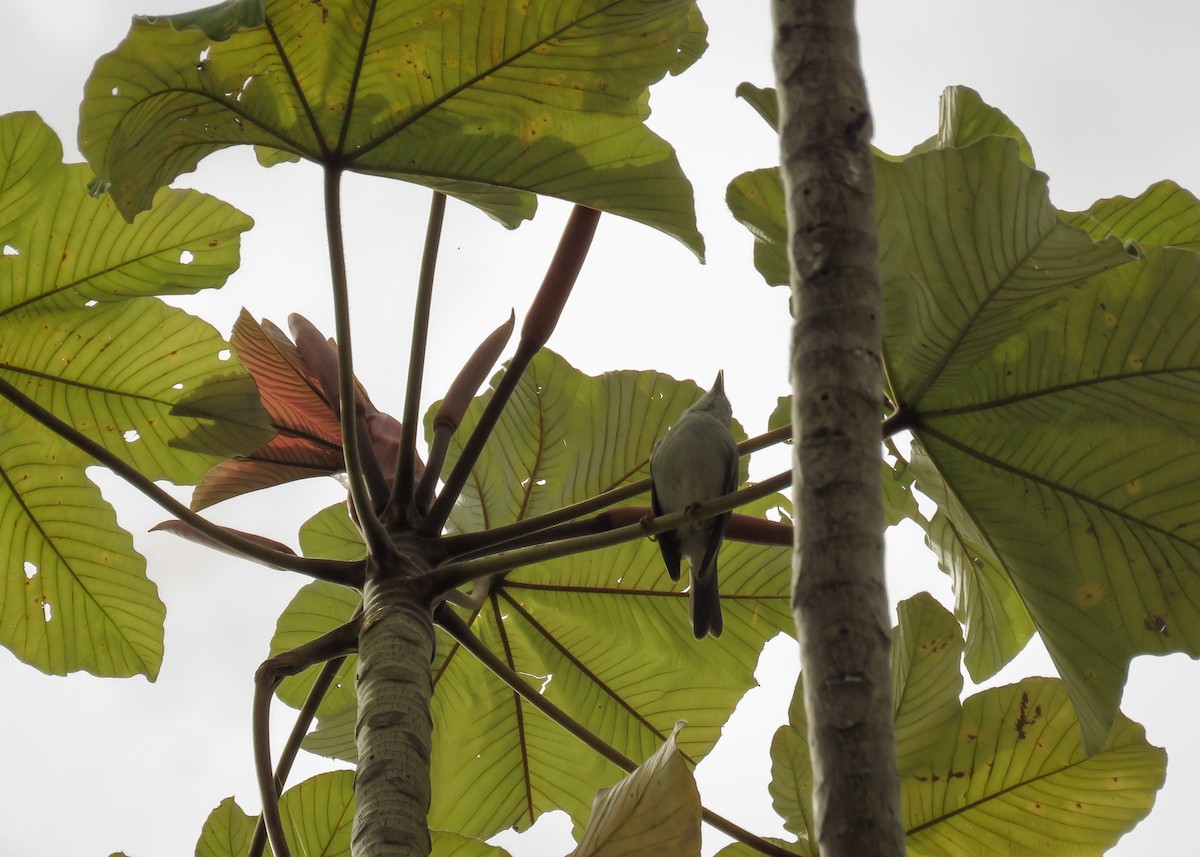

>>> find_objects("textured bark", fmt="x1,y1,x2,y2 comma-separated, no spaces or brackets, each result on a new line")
353,560,436,857
772,2,904,855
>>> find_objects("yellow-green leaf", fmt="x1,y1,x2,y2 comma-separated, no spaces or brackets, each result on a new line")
768,596,1165,856
726,167,787,288
278,770,355,857
80,0,704,255
571,723,700,857
272,350,792,837
1062,179,1200,251
0,423,163,677
195,797,258,857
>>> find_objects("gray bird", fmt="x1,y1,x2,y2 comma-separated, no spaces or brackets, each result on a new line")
650,371,739,638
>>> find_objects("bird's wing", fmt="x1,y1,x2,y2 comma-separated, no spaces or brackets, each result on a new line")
693,438,738,581
650,462,683,582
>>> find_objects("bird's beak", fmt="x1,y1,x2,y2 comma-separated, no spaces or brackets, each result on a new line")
712,370,724,394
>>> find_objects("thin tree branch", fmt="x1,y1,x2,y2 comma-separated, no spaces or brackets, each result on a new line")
436,609,796,857
430,472,792,596
418,207,601,537
0,375,357,582
323,166,393,559
441,425,794,556
440,478,652,557
416,312,516,513
386,191,447,527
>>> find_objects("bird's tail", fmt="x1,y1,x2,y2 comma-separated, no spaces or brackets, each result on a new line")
690,563,723,639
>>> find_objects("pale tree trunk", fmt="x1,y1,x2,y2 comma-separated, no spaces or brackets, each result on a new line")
353,561,437,857
773,2,904,854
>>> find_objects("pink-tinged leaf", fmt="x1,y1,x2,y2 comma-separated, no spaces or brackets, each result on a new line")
191,311,423,509
191,310,348,508
289,312,344,412
235,311,340,441
151,519,297,568
191,443,343,510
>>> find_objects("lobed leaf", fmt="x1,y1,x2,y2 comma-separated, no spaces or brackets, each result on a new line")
0,113,267,678
0,422,163,677
907,441,1035,682
273,349,791,836
767,595,1165,855
80,0,705,255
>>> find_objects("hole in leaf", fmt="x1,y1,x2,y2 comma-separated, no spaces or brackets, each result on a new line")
85,299,98,307
179,250,194,264
123,429,140,443
172,382,185,390
3,245,18,256
111,86,119,96
218,349,232,361
23,561,37,579
42,600,52,622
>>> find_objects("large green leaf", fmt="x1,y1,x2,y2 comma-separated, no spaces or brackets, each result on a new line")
269,577,361,725
80,0,704,255
278,770,355,857
725,167,788,288
1,112,252,309
726,85,1036,289
429,486,790,838
878,136,1134,408
728,83,1200,755
907,441,1035,683
910,84,1034,166
272,350,791,838
881,137,1200,752
1,299,271,483
571,722,700,856
0,112,269,677
0,421,163,677
431,831,511,857
765,595,1165,856
0,112,271,483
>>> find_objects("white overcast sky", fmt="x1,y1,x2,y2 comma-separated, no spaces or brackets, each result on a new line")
2,2,1199,856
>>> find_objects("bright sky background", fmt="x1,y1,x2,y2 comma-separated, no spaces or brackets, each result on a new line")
2,2,1199,856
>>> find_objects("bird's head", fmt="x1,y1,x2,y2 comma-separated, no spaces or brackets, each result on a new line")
689,370,732,422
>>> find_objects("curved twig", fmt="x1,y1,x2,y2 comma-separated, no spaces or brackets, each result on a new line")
251,610,363,857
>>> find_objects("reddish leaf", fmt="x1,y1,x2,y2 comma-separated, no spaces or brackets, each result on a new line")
191,310,346,509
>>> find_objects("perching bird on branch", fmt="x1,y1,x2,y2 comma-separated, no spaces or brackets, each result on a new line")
650,371,739,639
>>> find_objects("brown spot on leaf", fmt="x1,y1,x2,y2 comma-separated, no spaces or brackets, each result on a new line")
1144,615,1169,636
